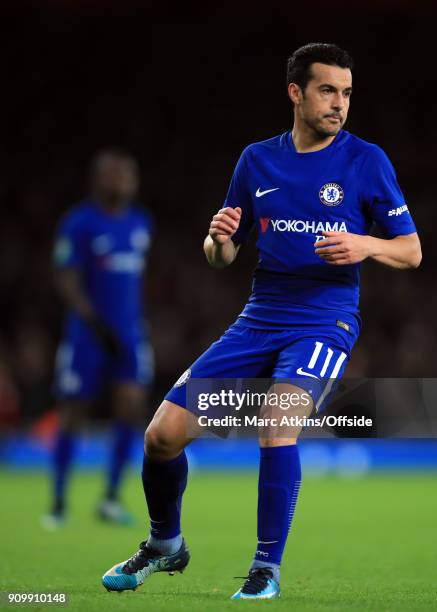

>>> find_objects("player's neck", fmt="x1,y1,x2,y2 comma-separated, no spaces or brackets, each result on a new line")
291,122,338,153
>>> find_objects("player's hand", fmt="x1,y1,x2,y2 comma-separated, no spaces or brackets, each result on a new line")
88,317,123,358
209,207,242,245
314,231,373,265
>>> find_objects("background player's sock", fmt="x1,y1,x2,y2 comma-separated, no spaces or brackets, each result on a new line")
52,429,75,515
250,444,302,584
142,451,188,555
105,421,135,501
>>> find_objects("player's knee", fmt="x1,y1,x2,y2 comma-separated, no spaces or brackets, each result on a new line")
144,424,179,460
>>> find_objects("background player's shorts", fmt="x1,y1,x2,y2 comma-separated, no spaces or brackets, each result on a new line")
165,318,357,414
54,334,154,401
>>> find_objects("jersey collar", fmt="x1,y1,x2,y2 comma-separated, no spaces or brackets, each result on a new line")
286,129,349,156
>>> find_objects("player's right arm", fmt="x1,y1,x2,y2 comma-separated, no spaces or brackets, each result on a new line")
204,207,242,268
54,268,120,355
53,211,94,319
53,209,120,355
53,266,95,321
204,147,254,268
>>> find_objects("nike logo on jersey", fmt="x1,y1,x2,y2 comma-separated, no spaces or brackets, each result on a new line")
255,187,279,198
296,367,320,380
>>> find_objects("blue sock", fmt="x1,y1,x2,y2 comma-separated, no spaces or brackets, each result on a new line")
106,421,135,501
142,451,188,554
52,429,75,515
251,445,302,584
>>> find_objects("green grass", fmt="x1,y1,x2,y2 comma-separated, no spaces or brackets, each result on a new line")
1,470,437,611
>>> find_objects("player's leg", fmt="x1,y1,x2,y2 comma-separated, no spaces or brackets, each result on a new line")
42,400,89,528
43,340,103,528
232,382,311,600
233,330,353,599
101,399,200,591
98,383,147,523
141,400,202,552
98,340,154,522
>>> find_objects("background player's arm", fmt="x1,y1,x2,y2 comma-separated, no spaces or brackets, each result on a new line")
204,207,242,268
53,266,121,356
53,266,95,321
315,231,422,269
53,214,97,321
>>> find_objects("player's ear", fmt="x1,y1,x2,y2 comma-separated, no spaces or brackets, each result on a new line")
287,83,302,105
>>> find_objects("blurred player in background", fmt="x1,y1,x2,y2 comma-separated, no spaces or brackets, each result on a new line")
102,44,421,598
43,149,154,528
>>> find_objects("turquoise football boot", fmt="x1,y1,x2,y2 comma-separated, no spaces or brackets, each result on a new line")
102,539,189,592
231,568,280,600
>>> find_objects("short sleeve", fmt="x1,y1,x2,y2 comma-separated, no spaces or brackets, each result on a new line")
53,210,89,268
223,147,254,244
360,146,417,238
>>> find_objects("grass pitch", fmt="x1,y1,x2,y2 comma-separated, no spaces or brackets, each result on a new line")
1,469,436,611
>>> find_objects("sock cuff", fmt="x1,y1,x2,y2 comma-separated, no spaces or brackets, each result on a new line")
144,449,187,469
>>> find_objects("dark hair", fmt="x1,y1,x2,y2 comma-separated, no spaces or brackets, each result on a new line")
90,147,138,176
286,43,353,91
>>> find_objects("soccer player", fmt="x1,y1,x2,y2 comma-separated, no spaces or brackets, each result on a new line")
43,149,154,528
102,44,421,598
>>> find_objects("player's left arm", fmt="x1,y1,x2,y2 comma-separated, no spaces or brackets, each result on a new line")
315,230,421,269
316,145,422,269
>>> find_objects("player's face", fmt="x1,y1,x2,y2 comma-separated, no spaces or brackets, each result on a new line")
94,156,139,202
292,63,352,137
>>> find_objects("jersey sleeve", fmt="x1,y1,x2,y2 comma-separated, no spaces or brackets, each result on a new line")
133,206,155,253
53,209,89,268
360,145,417,238
223,147,254,244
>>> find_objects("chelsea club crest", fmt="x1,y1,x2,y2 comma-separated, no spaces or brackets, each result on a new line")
319,182,344,207
174,368,191,388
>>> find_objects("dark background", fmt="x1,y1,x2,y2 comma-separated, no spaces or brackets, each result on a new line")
0,2,435,425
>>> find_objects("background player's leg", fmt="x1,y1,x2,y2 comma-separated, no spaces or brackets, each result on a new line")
99,334,153,522
47,401,88,523
47,336,104,527
104,382,147,505
142,400,202,554
249,383,311,586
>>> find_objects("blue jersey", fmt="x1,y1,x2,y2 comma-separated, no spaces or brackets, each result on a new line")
224,130,417,334
54,200,153,339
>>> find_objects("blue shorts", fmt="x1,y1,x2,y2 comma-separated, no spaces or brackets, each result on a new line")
165,319,357,414
54,333,154,401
